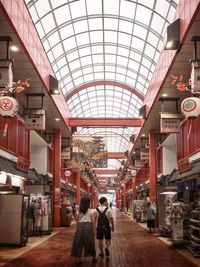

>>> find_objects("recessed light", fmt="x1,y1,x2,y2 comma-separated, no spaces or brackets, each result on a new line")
55,118,60,121
162,93,168,97
10,45,19,52
141,134,146,137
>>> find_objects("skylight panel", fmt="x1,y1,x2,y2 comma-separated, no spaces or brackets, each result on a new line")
48,32,60,47
59,25,74,39
90,31,103,43
54,5,71,25
74,20,88,34
120,1,136,19
88,18,103,31
41,14,56,34
70,0,86,19
135,5,152,26
35,0,51,17
151,14,165,34
86,0,102,15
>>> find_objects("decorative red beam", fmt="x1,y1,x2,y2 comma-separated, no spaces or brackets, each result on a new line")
69,118,142,127
107,152,127,159
95,170,120,175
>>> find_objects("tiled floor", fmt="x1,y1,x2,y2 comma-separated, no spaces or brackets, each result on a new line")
0,210,200,267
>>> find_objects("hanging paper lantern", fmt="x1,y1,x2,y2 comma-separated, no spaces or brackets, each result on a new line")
131,170,137,176
181,97,200,119
64,170,71,177
0,96,19,118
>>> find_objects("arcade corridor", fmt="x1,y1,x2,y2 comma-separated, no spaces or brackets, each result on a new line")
0,210,199,267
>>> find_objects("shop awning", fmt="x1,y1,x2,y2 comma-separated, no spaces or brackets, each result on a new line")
0,156,28,178
169,160,200,182
27,168,41,183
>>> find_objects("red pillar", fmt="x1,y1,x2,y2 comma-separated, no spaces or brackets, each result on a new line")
149,129,157,204
123,184,127,210
53,129,61,227
76,171,81,205
116,189,119,208
132,176,136,201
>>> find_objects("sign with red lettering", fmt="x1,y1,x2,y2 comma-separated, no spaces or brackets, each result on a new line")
178,157,191,174
160,113,182,133
16,156,30,173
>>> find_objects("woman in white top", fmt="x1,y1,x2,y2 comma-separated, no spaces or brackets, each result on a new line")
71,196,98,264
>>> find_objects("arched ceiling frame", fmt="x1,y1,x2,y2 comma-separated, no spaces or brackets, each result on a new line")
25,0,179,161
65,81,145,101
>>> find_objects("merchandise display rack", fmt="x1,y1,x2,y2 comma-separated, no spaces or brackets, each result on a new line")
188,208,200,257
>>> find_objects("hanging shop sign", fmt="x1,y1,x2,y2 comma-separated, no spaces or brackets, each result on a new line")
135,160,145,168
181,97,200,119
61,147,71,160
140,148,149,160
16,156,30,173
0,96,19,117
160,113,182,133
24,109,45,130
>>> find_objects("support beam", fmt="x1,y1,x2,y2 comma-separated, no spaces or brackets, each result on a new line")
69,118,142,127
107,152,127,159
94,169,120,175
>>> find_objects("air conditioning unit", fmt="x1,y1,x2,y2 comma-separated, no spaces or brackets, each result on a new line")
0,60,13,88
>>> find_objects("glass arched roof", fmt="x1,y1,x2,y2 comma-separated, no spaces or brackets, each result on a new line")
25,0,179,164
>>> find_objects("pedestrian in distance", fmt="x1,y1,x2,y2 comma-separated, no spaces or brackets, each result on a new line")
94,196,114,258
71,196,98,265
146,201,155,233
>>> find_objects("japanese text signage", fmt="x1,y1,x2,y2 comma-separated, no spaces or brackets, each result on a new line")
160,113,181,133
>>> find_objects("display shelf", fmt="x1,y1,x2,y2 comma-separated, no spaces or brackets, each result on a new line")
188,207,200,257
191,234,200,243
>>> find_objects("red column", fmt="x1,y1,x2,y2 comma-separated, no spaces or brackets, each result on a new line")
53,129,61,227
123,184,127,210
115,189,119,208
149,129,157,204
76,171,81,205
132,176,136,201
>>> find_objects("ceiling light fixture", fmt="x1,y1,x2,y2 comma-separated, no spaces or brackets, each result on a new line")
10,45,19,52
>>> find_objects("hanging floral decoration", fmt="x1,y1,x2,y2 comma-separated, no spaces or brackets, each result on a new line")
171,74,188,92
0,78,31,96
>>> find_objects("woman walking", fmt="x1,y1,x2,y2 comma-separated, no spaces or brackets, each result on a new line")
71,196,98,264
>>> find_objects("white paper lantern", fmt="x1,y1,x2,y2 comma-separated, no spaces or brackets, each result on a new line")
0,96,19,118
181,97,200,119
131,170,137,176
64,170,71,177
87,182,91,187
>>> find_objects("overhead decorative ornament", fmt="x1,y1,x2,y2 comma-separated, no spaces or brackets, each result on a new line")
0,96,18,117
0,78,31,137
181,97,200,119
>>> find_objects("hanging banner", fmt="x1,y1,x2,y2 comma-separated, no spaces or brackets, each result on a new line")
73,136,107,168
160,113,182,133
135,160,145,168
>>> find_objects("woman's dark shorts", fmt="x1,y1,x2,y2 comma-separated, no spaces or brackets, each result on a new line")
147,219,155,228
96,226,111,240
